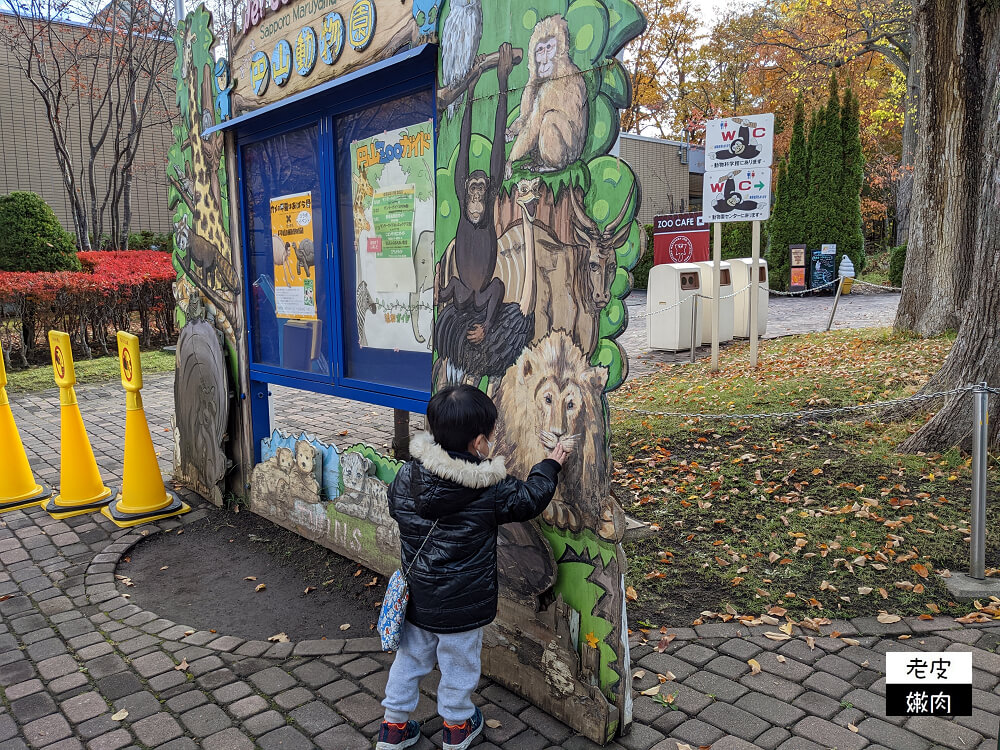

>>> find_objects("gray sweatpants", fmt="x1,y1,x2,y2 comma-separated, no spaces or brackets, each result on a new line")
382,621,483,725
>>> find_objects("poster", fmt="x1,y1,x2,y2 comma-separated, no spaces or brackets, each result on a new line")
270,191,317,320
350,120,434,352
652,212,709,264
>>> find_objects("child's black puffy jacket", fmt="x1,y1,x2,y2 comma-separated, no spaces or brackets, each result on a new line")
386,432,560,634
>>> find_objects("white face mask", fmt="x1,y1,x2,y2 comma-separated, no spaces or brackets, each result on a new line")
476,438,495,460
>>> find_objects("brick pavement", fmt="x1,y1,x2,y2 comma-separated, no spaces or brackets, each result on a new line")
0,499,998,749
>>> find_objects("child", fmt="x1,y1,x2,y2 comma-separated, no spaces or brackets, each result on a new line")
377,384,566,750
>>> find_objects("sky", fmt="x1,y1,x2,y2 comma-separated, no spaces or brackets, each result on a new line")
696,0,728,27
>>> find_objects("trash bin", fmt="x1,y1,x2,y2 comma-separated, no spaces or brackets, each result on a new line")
694,261,734,345
647,262,702,351
730,258,768,338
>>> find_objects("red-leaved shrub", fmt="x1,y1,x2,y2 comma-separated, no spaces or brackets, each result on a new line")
0,250,176,367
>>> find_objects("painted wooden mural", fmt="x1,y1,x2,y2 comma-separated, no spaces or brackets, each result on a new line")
168,6,243,506
432,0,646,742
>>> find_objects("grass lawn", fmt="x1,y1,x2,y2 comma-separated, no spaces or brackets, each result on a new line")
5,350,175,393
612,328,1000,628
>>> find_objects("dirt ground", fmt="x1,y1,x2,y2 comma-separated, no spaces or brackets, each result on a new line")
116,509,385,641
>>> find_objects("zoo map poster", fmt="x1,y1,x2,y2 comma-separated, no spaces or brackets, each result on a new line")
350,120,434,352
271,191,317,320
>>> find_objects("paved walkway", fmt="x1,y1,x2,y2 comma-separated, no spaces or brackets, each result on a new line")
1,498,998,750
623,291,900,377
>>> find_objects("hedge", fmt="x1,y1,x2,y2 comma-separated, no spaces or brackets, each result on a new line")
0,250,176,368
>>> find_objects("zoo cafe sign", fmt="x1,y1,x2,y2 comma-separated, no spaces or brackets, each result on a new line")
238,0,379,99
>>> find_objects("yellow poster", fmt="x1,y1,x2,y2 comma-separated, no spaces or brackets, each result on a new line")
270,191,317,320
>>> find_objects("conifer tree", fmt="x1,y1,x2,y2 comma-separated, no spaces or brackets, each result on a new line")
806,75,843,251
839,86,866,273
786,94,809,240
766,158,792,289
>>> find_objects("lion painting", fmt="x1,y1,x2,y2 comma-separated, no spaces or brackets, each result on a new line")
494,330,621,540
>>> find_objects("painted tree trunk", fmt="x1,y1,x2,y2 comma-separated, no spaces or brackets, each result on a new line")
898,0,1000,452
893,0,979,336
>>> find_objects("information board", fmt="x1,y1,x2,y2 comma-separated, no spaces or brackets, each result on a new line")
705,114,775,171
702,168,772,223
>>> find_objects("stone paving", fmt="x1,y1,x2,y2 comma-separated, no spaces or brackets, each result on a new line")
1,497,998,750
11,289,997,750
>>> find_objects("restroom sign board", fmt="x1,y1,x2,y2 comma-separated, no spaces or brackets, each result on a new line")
702,168,772,223
705,114,774,170
885,652,972,716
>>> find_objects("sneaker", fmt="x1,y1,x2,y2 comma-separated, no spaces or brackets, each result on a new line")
441,706,484,750
376,719,421,750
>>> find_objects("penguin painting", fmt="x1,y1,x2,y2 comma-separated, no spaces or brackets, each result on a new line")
716,119,762,161
713,176,759,214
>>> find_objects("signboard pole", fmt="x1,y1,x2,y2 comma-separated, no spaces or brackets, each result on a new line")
750,220,760,367
711,223,721,371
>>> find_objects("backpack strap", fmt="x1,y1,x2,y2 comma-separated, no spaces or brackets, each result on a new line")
402,520,438,581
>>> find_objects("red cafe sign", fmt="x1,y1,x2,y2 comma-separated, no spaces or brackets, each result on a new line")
653,212,710,265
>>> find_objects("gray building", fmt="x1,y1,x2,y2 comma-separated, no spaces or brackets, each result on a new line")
619,132,704,227
0,14,176,237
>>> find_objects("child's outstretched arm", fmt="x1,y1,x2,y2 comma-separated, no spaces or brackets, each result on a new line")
494,448,565,525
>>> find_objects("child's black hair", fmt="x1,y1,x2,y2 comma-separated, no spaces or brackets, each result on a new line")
426,385,497,453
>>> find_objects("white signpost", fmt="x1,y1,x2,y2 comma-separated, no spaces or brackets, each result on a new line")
702,114,775,371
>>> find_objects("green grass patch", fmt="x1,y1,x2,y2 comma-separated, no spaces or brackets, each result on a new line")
5,350,175,393
612,328,998,627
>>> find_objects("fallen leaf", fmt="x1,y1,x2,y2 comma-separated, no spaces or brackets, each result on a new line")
255,584,266,592
764,632,791,641
268,632,289,643
485,719,502,728
877,613,902,624
339,623,351,631
912,563,930,579
640,684,661,696
842,637,861,646
175,659,188,671
625,585,638,602
244,576,257,581
632,670,646,680
111,709,128,721
848,723,859,732
779,622,794,635
858,587,873,595
365,577,379,588
805,636,816,650
159,566,169,571
748,658,762,674
776,655,786,663
655,634,675,652
183,629,195,636
303,587,316,594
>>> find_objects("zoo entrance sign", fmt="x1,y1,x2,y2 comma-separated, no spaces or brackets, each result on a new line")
230,0,418,117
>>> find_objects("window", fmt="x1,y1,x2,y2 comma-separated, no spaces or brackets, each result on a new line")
239,72,434,410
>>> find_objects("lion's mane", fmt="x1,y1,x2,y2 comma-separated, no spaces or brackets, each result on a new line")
494,330,609,528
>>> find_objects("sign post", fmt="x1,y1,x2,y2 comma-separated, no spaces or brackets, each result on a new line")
750,220,760,367
703,114,775,371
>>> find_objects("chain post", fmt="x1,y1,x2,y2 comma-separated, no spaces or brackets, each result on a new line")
971,382,989,580
690,295,699,364
826,276,846,332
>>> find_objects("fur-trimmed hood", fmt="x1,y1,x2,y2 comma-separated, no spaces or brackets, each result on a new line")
409,432,507,489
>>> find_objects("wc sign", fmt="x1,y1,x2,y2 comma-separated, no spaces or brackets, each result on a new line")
705,114,775,170
702,168,772,223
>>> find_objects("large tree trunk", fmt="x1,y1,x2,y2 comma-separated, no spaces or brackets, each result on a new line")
898,0,1000,452
893,2,978,336
893,24,919,247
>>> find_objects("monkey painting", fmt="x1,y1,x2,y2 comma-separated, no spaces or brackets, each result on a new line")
504,14,588,180
436,42,533,384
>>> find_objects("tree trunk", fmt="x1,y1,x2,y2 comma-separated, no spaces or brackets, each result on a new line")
898,0,1000,452
893,1,978,336
893,23,919,247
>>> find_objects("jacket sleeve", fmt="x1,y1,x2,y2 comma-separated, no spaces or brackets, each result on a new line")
493,459,561,525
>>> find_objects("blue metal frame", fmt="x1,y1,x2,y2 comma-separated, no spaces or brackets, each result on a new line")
234,46,437,454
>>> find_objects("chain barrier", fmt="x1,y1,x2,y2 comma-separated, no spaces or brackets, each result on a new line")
610,385,977,421
767,278,839,296
630,283,754,321
852,278,903,292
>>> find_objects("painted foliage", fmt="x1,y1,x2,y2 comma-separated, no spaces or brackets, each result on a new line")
168,6,242,505
249,430,402,575
432,0,645,741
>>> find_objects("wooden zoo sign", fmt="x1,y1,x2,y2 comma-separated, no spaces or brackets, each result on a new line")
229,0,420,116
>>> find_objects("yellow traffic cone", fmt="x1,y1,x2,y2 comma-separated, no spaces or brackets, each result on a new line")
43,331,113,519
101,332,189,528
0,349,51,513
